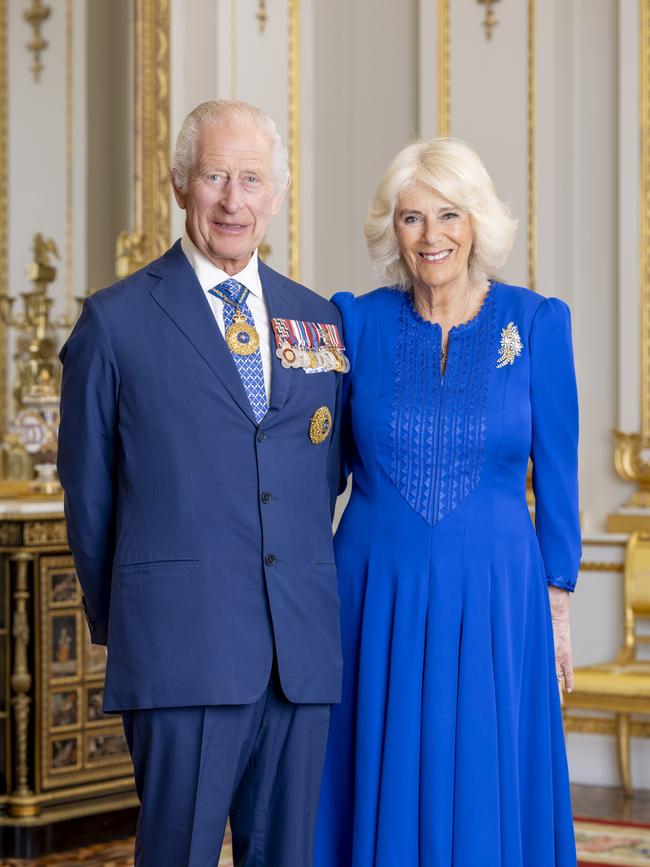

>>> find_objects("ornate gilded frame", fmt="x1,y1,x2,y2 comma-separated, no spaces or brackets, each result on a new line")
115,0,171,277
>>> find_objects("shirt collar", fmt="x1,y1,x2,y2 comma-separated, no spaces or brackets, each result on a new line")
181,231,262,298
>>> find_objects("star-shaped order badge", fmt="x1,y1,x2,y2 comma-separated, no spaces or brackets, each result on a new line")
496,322,523,368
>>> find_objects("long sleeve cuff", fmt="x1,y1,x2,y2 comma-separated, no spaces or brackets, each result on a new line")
546,574,577,593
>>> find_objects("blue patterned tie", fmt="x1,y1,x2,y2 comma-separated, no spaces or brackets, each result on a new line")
209,278,268,423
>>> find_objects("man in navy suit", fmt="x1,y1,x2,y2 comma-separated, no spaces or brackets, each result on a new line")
58,100,344,866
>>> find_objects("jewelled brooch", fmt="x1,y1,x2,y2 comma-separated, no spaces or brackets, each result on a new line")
496,322,523,368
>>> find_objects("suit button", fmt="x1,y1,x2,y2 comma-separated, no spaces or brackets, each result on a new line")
264,554,276,566
261,491,272,504
257,430,266,443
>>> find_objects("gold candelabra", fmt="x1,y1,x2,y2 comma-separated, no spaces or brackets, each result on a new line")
0,234,82,495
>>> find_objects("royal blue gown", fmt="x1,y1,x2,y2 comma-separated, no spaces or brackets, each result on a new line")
315,282,581,867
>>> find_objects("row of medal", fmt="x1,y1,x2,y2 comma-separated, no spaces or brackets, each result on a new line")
271,317,350,374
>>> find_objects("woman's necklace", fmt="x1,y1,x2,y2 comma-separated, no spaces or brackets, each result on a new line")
414,285,473,375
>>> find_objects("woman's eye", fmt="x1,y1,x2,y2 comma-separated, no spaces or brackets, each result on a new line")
442,211,459,220
403,215,421,224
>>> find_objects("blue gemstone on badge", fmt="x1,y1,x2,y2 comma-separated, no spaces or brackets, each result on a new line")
238,332,250,344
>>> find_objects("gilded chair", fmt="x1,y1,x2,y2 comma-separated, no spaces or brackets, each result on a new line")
563,532,650,795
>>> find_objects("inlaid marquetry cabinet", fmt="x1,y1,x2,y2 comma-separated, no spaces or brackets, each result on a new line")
0,500,136,828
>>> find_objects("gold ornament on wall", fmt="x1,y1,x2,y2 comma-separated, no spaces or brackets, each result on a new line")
23,0,51,82
257,0,268,34
477,0,501,41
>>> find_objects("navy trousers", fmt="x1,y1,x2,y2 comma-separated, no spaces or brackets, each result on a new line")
122,670,330,867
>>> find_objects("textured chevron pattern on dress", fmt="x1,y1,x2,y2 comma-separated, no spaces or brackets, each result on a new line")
389,289,496,525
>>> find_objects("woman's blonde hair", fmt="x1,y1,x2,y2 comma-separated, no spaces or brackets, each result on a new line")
364,137,517,288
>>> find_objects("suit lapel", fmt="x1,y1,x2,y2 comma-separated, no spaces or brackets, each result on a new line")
260,261,294,417
149,241,258,425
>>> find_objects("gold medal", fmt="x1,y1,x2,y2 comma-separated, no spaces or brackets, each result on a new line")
226,309,260,356
309,406,333,444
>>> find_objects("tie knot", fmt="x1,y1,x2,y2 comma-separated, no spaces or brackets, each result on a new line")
210,278,249,307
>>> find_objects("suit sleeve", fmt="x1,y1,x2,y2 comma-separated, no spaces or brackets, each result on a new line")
331,291,357,494
57,296,120,644
529,297,581,591
324,300,345,517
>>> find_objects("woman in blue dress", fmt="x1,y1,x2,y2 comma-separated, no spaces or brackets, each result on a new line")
315,138,580,866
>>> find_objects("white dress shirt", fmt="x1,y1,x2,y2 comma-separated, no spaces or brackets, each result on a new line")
181,232,272,403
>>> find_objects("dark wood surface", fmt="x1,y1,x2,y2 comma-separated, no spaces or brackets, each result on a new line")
0,807,138,860
572,783,650,824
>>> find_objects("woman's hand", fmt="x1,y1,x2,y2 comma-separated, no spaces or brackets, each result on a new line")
548,586,573,694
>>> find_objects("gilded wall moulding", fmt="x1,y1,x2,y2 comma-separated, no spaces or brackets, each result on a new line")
23,0,51,82
117,0,170,278
609,0,650,527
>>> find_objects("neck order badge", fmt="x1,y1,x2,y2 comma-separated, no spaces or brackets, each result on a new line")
210,279,260,357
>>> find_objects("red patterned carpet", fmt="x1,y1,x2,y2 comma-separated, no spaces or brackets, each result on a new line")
2,815,649,865
575,817,650,866
0,831,232,866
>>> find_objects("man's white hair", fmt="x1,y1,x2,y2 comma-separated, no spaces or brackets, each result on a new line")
170,99,289,194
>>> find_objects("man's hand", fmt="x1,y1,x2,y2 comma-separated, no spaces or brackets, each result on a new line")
548,586,573,695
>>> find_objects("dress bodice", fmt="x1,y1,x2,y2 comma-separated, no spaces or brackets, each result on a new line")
332,282,581,592
390,288,497,526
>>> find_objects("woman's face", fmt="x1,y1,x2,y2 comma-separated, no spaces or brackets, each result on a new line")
395,182,473,294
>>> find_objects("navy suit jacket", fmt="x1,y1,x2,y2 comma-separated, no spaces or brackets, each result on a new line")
58,241,343,711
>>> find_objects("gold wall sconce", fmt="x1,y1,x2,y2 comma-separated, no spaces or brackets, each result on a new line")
23,0,51,82
478,0,501,41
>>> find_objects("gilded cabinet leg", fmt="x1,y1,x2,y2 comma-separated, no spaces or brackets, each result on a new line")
617,713,632,797
8,552,39,817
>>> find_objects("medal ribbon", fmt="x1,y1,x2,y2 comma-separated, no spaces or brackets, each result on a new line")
270,317,346,350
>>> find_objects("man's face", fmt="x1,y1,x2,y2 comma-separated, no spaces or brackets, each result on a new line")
172,121,287,275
